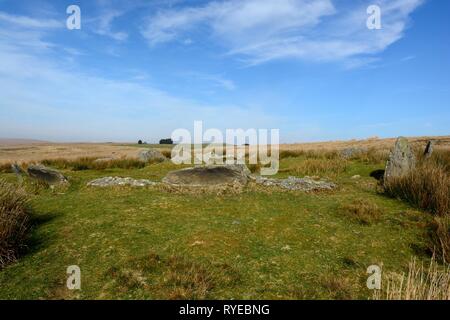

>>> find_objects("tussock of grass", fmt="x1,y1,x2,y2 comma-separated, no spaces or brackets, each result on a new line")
0,180,30,268
428,216,450,263
0,163,12,174
280,149,340,160
340,199,383,225
160,150,172,159
320,275,354,300
374,256,450,300
41,157,146,171
350,148,389,165
384,161,450,216
282,158,348,178
105,253,240,299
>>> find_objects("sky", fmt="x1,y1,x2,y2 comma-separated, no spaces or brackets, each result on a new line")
0,0,449,143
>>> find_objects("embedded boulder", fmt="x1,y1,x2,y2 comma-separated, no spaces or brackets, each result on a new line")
384,137,416,181
27,164,68,185
87,177,158,187
340,147,367,159
254,176,336,192
162,164,251,187
138,149,167,162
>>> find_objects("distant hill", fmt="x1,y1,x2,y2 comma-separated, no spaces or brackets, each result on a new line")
0,138,50,145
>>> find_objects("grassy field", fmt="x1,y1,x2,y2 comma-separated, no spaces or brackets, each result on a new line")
0,143,439,300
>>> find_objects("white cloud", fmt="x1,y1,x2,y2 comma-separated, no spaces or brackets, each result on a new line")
141,0,424,65
92,10,129,41
0,12,277,141
0,11,63,29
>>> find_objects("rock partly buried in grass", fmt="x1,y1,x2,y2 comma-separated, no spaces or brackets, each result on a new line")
254,176,336,191
384,136,416,181
94,157,116,163
87,177,158,187
27,164,68,185
162,164,251,187
138,149,167,163
340,147,367,159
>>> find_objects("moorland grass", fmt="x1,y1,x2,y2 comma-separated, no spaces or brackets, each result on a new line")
0,155,434,299
0,180,30,268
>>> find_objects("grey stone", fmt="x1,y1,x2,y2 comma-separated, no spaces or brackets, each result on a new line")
340,147,367,159
138,149,167,162
384,137,416,181
27,164,68,185
94,157,116,163
87,177,158,187
424,140,434,159
162,164,251,187
255,175,336,191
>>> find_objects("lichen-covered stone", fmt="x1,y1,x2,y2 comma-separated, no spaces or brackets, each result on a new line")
87,177,158,187
254,175,336,191
27,165,68,185
162,164,251,187
384,137,416,181
138,149,167,162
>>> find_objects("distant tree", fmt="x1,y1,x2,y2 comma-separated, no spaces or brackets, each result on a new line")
159,138,173,145
138,140,143,145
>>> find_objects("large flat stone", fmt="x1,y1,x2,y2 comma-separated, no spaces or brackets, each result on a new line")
162,164,250,187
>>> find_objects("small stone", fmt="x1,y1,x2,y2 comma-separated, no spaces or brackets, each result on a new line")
424,140,434,159
138,149,167,163
87,177,158,187
94,157,116,163
340,147,367,159
351,175,361,179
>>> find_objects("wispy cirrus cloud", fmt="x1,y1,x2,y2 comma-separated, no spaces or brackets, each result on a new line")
92,9,128,41
0,11,63,29
141,0,424,66
0,9,276,141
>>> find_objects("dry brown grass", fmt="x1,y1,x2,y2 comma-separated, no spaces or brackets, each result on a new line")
349,148,389,165
340,199,383,225
281,158,348,178
384,161,450,216
320,275,354,299
428,216,450,263
40,157,146,171
0,163,12,173
0,180,30,268
374,256,450,300
279,149,340,160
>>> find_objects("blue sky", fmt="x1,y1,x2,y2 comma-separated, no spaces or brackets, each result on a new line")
0,0,448,143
